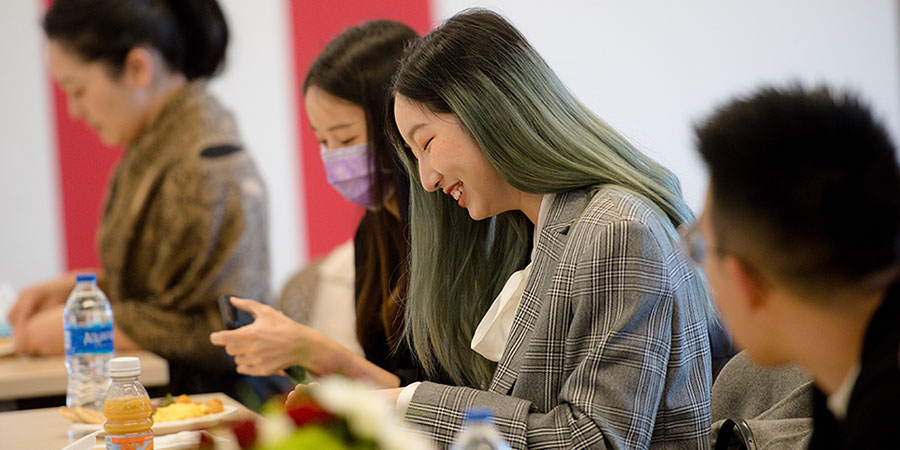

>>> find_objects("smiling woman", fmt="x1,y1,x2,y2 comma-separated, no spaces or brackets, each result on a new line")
394,95,540,222
385,8,730,449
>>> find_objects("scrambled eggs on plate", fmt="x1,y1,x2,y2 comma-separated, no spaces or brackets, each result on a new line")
152,395,224,422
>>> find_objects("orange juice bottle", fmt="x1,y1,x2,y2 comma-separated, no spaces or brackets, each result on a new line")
103,357,153,450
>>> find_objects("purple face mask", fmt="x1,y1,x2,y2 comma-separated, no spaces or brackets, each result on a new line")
320,143,377,208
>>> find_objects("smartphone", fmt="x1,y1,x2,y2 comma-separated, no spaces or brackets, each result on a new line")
218,295,307,383
218,295,254,330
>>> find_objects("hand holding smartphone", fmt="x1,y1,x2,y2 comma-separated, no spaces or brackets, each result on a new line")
217,295,308,383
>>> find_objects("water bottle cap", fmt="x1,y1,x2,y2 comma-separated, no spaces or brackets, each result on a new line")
75,274,97,283
109,357,141,377
463,407,494,423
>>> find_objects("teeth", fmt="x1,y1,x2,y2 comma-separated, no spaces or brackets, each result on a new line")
451,185,462,201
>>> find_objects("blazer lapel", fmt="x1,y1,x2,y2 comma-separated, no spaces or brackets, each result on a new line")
488,189,592,395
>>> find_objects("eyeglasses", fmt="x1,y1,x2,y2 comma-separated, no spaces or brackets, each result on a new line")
677,222,707,266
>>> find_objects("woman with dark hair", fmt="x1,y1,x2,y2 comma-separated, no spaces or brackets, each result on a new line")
9,0,270,395
210,20,436,389
384,9,725,449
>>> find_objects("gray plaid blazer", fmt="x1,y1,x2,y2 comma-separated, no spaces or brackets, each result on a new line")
405,186,713,449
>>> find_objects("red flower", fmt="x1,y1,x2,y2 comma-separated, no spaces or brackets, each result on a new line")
229,419,258,449
286,396,335,427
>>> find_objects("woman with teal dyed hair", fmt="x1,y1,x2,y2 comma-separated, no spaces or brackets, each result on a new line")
385,9,728,449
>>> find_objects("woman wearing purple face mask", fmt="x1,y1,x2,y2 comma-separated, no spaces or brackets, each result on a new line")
210,21,449,390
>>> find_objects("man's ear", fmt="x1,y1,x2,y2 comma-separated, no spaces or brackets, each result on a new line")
722,255,769,314
121,47,154,88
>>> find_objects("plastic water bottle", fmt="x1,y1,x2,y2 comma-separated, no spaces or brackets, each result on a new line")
450,407,511,450
63,273,114,410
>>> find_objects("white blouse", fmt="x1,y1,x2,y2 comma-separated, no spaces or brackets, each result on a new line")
471,193,555,361
398,194,555,414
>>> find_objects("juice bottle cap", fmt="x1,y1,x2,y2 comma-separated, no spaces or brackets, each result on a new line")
109,357,141,377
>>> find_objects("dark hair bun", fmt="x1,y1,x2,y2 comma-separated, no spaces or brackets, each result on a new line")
43,0,229,80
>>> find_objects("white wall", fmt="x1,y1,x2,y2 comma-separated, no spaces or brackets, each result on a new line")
434,0,900,210
0,0,63,291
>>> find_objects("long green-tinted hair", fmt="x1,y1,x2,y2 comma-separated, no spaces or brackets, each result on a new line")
386,9,703,388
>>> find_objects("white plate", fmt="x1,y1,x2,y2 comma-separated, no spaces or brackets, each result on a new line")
70,404,238,435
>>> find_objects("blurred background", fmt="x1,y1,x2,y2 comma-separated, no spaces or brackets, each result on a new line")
1,0,897,296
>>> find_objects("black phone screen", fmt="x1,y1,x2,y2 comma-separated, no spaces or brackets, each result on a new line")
218,295,254,330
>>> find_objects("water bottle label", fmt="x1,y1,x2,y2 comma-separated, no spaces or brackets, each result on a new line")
65,324,114,355
106,432,153,450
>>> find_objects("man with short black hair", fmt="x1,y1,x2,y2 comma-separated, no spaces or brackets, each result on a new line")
690,85,900,449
